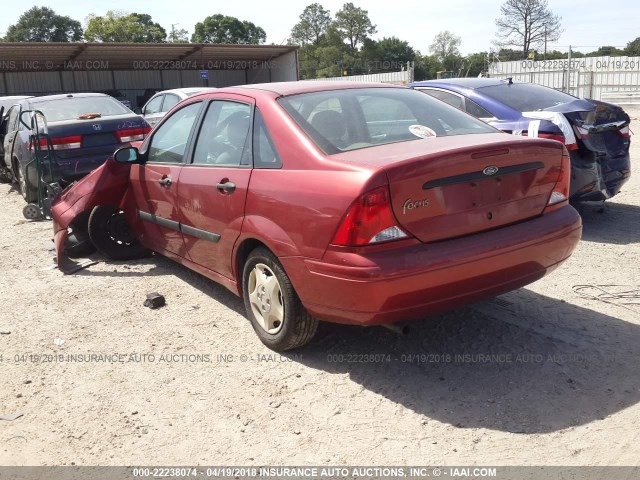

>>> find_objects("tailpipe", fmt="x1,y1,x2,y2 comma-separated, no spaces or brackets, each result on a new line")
381,323,410,335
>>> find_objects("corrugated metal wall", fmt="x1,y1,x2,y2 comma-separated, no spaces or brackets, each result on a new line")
489,56,640,102
315,67,414,85
0,54,298,108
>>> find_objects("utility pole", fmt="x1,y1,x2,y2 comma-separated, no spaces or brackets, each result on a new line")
544,25,547,61
566,45,572,94
171,23,179,43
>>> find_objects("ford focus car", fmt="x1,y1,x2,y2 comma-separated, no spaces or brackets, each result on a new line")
411,78,631,202
52,82,582,351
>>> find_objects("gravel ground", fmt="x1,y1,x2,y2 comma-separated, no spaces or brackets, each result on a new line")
1,107,639,466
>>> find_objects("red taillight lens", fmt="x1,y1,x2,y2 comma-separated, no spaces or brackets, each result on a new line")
116,127,151,143
617,126,631,138
545,149,571,212
524,132,579,151
331,185,410,246
34,135,83,150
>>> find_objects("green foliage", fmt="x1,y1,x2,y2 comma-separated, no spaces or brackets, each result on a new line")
625,37,640,56
84,11,166,42
290,3,332,46
5,6,82,42
168,27,189,43
333,2,376,51
586,45,625,57
191,14,266,44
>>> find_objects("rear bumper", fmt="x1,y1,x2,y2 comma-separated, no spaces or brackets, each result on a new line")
570,152,630,202
281,205,582,326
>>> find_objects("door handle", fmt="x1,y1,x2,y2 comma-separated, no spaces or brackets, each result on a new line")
158,176,172,187
216,181,236,193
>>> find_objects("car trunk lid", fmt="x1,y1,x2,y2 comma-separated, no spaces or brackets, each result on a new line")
356,134,564,243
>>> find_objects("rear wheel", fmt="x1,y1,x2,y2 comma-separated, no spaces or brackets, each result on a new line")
242,247,318,351
87,205,149,260
15,165,37,203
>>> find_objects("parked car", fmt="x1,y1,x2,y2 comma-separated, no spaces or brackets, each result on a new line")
141,88,217,127
410,78,631,202
0,96,34,180
52,82,581,350
1,93,150,202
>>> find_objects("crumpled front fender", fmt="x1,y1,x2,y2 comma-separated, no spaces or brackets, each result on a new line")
52,158,133,273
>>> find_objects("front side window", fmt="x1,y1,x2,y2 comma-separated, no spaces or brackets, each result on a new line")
422,89,465,110
278,87,496,155
6,106,20,132
147,102,202,164
192,101,251,167
144,95,163,115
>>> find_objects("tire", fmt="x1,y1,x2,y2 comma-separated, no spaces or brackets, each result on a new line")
242,247,318,351
15,164,37,203
64,211,97,258
87,205,149,260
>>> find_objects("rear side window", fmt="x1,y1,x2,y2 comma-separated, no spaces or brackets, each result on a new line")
278,87,495,155
478,83,576,112
162,94,180,112
465,99,494,119
253,109,281,168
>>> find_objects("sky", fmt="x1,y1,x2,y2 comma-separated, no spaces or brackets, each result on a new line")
0,0,637,55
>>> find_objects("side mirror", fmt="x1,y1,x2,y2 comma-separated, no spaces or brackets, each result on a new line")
134,107,142,114
114,146,141,164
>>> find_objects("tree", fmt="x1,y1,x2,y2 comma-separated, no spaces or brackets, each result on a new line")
85,11,166,42
587,45,624,57
429,31,461,62
168,27,189,43
290,3,332,46
191,14,266,44
626,37,640,56
494,0,562,56
334,2,376,51
4,6,82,42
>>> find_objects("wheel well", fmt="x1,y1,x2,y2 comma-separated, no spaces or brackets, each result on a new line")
235,238,269,294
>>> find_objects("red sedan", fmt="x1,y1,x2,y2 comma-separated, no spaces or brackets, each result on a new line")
52,82,582,350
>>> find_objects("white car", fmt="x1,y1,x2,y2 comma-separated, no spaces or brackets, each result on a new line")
141,88,216,127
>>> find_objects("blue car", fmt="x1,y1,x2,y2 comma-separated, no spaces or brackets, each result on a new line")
0,93,150,203
410,78,631,202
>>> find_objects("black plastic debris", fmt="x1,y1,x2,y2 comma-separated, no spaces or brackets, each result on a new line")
144,292,166,310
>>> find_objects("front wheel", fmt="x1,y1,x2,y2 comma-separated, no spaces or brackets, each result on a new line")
243,247,318,351
87,205,149,260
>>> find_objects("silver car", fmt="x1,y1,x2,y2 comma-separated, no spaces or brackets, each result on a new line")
141,88,216,127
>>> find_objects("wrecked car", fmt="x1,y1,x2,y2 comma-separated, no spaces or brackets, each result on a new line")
411,78,631,202
53,82,582,350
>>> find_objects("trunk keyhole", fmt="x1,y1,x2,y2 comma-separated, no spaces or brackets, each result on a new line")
487,212,493,220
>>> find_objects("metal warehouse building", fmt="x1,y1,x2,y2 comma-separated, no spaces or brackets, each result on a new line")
0,42,299,108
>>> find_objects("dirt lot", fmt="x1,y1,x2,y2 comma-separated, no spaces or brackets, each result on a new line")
1,107,639,466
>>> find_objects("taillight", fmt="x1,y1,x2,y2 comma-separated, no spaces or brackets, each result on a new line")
331,185,410,246
523,132,578,151
33,135,83,150
116,127,151,143
617,126,631,138
545,149,571,212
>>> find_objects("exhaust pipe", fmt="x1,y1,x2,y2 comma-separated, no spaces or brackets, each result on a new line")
381,323,410,335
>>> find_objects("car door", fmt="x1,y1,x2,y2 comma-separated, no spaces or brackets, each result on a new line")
129,100,204,256
2,105,20,170
143,94,164,128
177,95,254,278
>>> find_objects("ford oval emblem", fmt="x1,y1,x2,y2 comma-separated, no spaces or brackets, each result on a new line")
483,165,499,176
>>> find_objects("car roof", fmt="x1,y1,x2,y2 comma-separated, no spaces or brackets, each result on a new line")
223,80,402,97
163,87,217,94
0,95,33,100
29,93,110,103
411,78,514,89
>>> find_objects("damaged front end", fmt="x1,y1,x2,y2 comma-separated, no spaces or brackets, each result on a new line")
52,157,133,274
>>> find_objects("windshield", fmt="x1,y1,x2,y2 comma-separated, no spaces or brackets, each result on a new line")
478,83,576,112
32,96,130,122
277,87,496,154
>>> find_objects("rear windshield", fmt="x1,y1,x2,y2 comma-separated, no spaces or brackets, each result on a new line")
32,96,130,122
478,83,576,112
277,87,496,154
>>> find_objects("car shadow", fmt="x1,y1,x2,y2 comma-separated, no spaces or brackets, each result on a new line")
74,253,246,317
295,289,640,434
575,201,640,245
